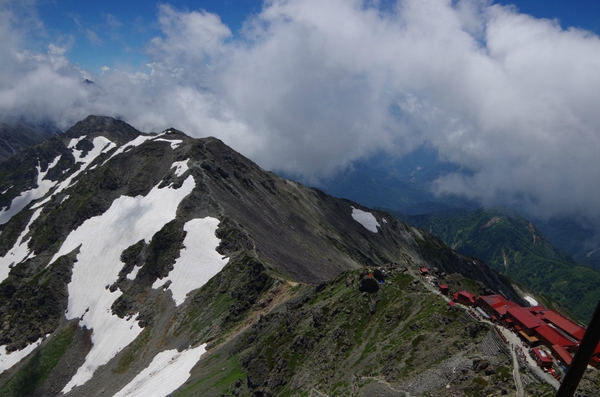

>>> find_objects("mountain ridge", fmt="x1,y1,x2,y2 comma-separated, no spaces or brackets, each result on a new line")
0,115,594,396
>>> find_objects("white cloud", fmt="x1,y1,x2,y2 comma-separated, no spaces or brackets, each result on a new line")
1,0,600,222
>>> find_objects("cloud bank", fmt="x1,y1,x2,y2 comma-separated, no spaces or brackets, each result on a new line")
1,0,600,221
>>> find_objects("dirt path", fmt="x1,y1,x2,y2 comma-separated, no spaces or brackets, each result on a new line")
496,326,561,390
357,376,412,397
510,344,525,397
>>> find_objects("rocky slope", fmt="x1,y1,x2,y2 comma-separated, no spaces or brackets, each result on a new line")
0,115,594,396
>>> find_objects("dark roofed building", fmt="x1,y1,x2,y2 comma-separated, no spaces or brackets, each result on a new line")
453,290,476,306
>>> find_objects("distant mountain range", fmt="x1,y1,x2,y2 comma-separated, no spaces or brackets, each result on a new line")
0,115,60,163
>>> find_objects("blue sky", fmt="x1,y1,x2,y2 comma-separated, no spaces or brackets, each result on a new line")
31,0,600,73
35,0,264,72
3,0,600,223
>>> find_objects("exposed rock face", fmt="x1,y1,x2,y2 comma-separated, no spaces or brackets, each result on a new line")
0,115,576,396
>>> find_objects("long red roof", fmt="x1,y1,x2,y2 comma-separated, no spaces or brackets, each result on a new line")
536,323,576,348
537,309,585,341
552,344,573,366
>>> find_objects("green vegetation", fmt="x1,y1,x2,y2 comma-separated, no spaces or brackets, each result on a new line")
231,269,477,397
0,323,76,396
172,354,245,397
467,377,489,396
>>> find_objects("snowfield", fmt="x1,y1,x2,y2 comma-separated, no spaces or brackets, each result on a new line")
351,206,380,233
52,176,196,393
112,344,206,397
152,217,229,306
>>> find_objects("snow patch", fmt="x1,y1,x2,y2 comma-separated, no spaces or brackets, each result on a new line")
56,176,196,393
68,136,85,149
154,138,182,149
113,344,206,397
524,295,539,307
351,206,380,233
0,338,42,374
171,160,189,178
152,217,229,306
32,137,115,209
104,135,157,164
0,208,44,282
126,265,142,281
0,155,61,223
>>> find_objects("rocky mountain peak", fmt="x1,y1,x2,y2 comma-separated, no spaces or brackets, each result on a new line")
63,115,143,144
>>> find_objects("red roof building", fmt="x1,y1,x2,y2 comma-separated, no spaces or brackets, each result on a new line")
535,323,576,349
439,284,449,295
419,267,429,275
537,309,586,341
551,344,573,366
506,307,543,335
476,295,519,320
532,347,553,368
453,290,476,306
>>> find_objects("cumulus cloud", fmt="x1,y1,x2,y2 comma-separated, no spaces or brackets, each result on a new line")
1,0,600,222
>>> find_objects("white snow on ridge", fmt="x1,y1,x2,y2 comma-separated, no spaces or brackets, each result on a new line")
154,138,183,149
524,295,539,307
113,344,206,397
32,136,116,210
0,155,61,224
171,160,189,178
0,208,44,283
351,206,380,233
103,132,180,166
103,135,157,164
0,338,42,374
152,217,229,306
56,176,196,393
